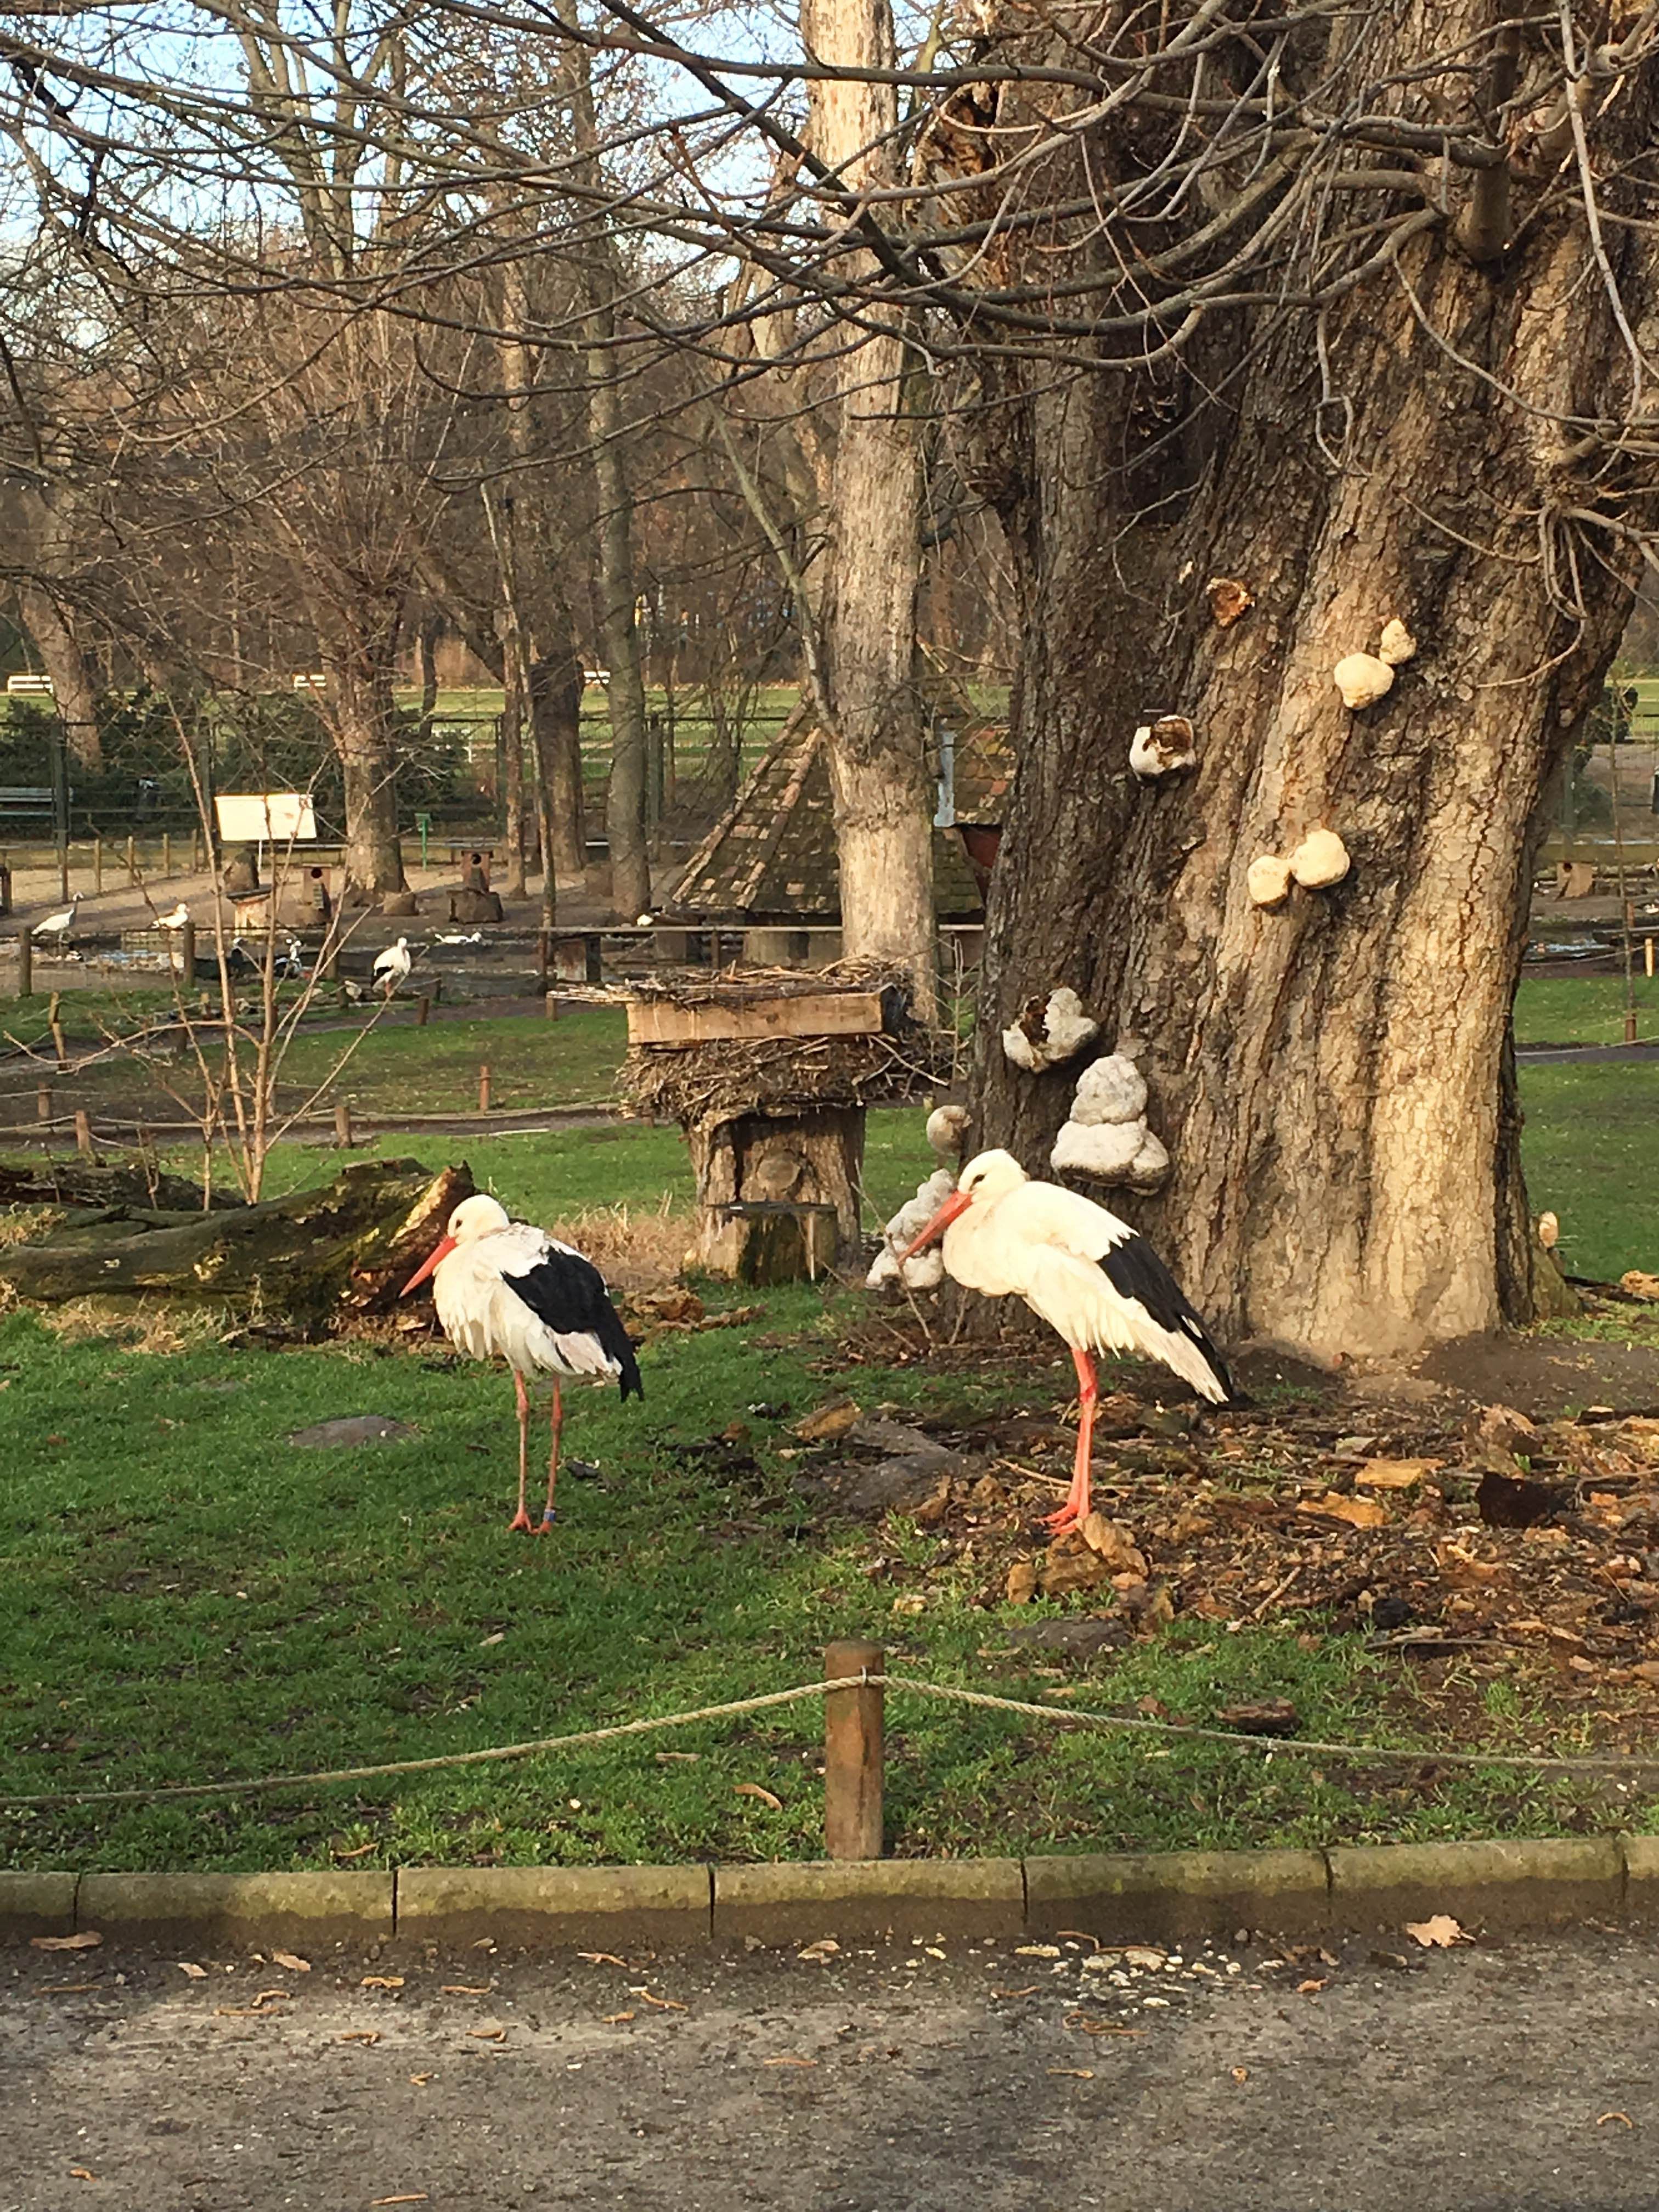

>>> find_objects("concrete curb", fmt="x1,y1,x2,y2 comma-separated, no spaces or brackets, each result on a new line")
3,1839,1655,1950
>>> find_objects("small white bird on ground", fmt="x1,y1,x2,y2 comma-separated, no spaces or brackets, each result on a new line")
32,894,82,941
903,1148,1232,1534
372,936,411,997
402,1193,642,1533
156,902,190,930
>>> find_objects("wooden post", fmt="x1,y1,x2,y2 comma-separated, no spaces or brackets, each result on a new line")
823,1639,884,1860
178,919,195,985
36,1082,51,1122
162,831,171,878
478,1063,492,1114
416,994,431,1028
48,993,66,1068
126,833,137,885
93,837,103,895
1646,935,1655,980
536,926,551,992
193,827,206,871
334,1097,354,1148
74,1109,94,1160
15,926,31,1001
545,990,558,1022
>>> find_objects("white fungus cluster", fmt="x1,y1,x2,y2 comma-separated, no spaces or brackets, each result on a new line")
1002,986,1100,1073
1049,1053,1171,1192
866,1166,957,1291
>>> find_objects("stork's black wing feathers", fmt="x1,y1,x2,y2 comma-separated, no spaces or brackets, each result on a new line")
1101,1234,1234,1402
503,1246,643,1398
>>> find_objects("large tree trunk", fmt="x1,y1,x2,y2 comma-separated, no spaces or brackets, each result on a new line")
803,0,934,1015
588,343,651,919
313,596,408,904
966,15,1659,1361
18,580,101,775
530,642,586,887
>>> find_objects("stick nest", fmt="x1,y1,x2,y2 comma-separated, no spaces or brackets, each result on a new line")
621,962,954,1131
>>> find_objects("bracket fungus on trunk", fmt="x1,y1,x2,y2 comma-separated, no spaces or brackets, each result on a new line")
1289,828,1351,889
1247,854,1294,907
1379,618,1418,667
1002,985,1100,1073
1333,652,1396,710
1049,1051,1171,1193
1206,575,1254,627
866,1164,955,1291
1130,714,1198,782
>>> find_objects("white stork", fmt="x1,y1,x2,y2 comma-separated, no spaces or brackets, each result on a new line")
32,893,82,941
372,936,412,997
902,1148,1232,1535
156,902,190,930
401,1193,642,1533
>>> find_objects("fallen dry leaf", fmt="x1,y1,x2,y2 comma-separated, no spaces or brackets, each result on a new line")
1355,1458,1436,1491
1404,1915,1471,1949
409,2074,433,2087
1621,1271,1659,1302
733,1782,783,1811
334,1841,377,1860
68,2168,97,2183
761,2055,816,2067
630,1988,688,2010
793,1396,860,1443
1048,2067,1095,2079
1299,1491,1389,1528
337,2029,381,2045
577,1952,625,1967
369,2197,430,2206
1296,1978,1329,1995
31,1932,101,1952
271,1951,311,1973
361,1976,405,1990
1015,1944,1061,1959
441,1984,493,1996
1231,2067,1249,2084
991,1985,1039,1999
797,1939,840,1963
1065,2011,1143,2037
177,1962,208,1979
1598,2112,1634,2128
1120,1946,1165,1971
602,2011,636,2025
468,2026,506,2041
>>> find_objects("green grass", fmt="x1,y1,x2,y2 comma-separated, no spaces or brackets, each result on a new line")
1514,976,1659,1045
0,1285,1636,1876
1518,1061,1659,1280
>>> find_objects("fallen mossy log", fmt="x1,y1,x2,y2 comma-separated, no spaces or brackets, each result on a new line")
0,1159,234,1214
0,1158,475,1333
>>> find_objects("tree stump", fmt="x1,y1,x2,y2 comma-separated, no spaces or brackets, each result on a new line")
688,1108,864,1282
450,888,505,924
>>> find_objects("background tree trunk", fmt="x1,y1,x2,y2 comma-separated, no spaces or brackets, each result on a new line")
18,580,101,774
803,0,934,1014
973,206,1655,1359
586,334,651,919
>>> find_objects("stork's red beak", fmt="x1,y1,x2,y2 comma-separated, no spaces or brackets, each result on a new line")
400,1234,456,1295
899,1188,972,1261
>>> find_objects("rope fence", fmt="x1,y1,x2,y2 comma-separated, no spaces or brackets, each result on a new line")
5,1660,1659,1819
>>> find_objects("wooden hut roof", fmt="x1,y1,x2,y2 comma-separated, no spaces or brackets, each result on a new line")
668,707,1010,923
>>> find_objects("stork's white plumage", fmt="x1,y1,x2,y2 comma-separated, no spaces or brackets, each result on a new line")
402,1193,642,1532
32,893,82,940
156,902,190,929
903,1149,1231,1533
372,936,411,996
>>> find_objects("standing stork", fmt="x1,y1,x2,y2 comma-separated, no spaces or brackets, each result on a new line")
902,1149,1232,1535
402,1193,642,1532
372,936,411,998
32,893,82,941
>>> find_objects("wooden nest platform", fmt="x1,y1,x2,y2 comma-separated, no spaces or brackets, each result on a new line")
622,963,952,1283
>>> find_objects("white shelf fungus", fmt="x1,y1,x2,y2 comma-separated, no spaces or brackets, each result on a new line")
866,1166,955,1291
1002,985,1100,1073
1333,652,1396,710
1289,828,1351,889
1247,854,1293,907
925,1103,970,1159
1050,1052,1171,1192
1130,715,1198,781
1378,618,1417,667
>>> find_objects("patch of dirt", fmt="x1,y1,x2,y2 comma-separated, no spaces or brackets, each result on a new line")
1414,1330,1659,1417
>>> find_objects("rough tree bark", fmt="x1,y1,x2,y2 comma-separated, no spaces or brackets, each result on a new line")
803,0,934,1015
313,609,408,904
961,7,1659,1359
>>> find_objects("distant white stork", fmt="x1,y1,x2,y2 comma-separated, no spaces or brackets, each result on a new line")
156,902,190,930
371,936,411,997
903,1148,1232,1534
32,893,82,941
402,1193,642,1532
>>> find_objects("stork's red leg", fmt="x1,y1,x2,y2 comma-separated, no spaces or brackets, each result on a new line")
1043,1349,1098,1534
533,1379,562,1531
508,1370,535,1531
